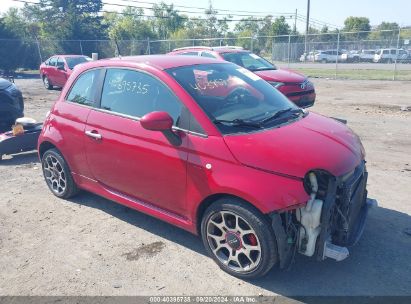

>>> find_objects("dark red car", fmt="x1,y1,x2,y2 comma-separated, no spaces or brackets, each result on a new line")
168,47,316,108
39,55,91,89
38,55,373,279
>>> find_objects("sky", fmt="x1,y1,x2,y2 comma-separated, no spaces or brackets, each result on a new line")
1,0,411,31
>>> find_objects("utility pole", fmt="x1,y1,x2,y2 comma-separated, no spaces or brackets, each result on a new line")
304,0,310,54
294,9,297,33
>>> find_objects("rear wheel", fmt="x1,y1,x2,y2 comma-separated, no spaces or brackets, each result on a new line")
41,148,79,198
43,76,53,90
201,198,278,279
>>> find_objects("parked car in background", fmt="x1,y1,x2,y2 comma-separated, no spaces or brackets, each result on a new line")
341,50,360,62
38,55,373,279
0,78,24,129
299,51,316,62
39,55,92,89
359,50,376,62
169,46,316,108
314,50,346,63
373,48,409,63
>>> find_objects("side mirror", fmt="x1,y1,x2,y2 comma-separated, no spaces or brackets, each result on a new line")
57,65,65,71
140,111,182,146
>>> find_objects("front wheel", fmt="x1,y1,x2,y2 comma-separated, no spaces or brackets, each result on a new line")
41,148,79,198
43,76,53,90
201,198,278,279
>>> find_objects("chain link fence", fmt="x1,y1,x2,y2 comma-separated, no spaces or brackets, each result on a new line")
1,28,410,80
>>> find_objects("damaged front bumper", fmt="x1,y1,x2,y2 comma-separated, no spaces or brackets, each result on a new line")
270,161,377,268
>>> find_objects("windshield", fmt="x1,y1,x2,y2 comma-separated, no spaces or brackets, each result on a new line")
65,56,91,69
220,52,276,71
167,63,301,135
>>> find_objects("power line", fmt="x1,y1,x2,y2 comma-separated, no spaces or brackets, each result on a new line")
110,0,294,16
9,0,340,29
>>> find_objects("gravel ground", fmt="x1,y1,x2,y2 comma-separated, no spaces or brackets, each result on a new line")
0,78,410,297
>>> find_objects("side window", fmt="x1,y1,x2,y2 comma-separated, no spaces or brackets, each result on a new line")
56,57,65,69
383,50,389,54
66,69,101,106
101,69,183,126
201,52,217,58
49,57,57,66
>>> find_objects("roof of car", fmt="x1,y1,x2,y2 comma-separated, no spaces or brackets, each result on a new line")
95,55,225,70
51,55,88,58
171,46,248,54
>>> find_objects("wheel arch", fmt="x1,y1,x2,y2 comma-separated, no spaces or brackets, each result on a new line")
38,140,57,159
195,193,269,235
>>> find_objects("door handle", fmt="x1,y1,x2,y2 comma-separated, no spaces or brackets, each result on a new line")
85,130,102,140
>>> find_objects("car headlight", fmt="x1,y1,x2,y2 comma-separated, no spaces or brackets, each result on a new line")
268,81,284,88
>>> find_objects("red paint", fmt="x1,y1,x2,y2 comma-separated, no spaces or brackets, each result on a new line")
38,55,364,235
140,111,173,131
39,55,90,88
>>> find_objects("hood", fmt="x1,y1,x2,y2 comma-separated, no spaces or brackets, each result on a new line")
254,68,306,83
223,112,363,178
0,78,12,90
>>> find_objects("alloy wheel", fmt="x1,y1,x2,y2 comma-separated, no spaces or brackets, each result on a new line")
43,154,67,195
206,210,262,273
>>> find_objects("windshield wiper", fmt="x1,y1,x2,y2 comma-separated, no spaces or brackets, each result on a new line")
213,118,262,129
258,108,303,125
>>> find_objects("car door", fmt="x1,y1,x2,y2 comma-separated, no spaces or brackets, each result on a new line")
53,68,104,178
84,68,189,215
55,57,69,86
46,56,58,84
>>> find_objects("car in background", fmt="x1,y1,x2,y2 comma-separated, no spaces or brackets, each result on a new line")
0,78,24,129
39,55,92,89
314,50,346,63
341,50,360,62
168,46,316,108
373,48,409,63
359,50,376,62
38,55,372,279
299,51,316,62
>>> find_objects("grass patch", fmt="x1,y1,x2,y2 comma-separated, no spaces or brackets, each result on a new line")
293,68,411,81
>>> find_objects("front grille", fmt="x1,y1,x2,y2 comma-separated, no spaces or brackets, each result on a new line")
333,163,368,246
286,89,315,97
315,162,368,259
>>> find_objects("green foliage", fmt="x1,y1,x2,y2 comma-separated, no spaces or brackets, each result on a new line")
343,16,370,39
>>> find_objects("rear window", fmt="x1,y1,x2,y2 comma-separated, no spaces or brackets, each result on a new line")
48,57,57,66
65,56,91,70
220,52,276,72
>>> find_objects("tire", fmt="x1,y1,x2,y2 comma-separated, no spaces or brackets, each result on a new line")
41,148,79,199
43,75,53,90
201,197,278,279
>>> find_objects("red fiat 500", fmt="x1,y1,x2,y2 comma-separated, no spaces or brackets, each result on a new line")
38,55,374,279
39,55,91,89
168,47,316,108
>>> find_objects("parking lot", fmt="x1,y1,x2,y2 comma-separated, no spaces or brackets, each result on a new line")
0,77,410,297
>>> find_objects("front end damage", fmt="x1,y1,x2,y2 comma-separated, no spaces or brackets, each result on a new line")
270,161,377,268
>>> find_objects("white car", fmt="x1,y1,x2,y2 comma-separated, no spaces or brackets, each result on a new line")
359,50,376,62
314,50,346,63
373,48,409,63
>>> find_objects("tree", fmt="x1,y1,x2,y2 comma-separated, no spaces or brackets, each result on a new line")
271,16,291,37
24,0,106,40
104,7,158,55
343,16,370,39
369,22,399,41
152,2,184,40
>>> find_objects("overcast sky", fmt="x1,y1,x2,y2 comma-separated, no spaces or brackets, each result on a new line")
1,0,410,30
